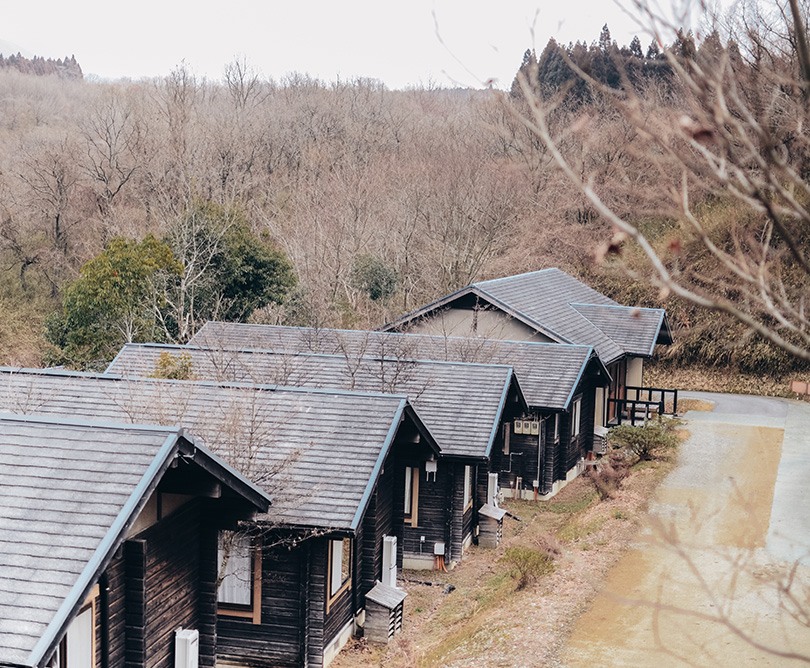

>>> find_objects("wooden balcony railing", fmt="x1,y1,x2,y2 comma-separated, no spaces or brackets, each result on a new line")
607,385,678,426
607,398,664,426
625,385,678,415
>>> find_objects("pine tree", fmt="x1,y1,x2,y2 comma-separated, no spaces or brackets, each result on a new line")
630,36,643,59
599,24,612,52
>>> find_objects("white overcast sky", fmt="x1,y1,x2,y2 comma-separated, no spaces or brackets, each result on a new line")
3,1,696,89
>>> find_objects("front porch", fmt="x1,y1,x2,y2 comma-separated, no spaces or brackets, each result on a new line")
607,384,679,426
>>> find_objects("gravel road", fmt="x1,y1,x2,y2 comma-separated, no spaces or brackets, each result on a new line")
560,393,810,667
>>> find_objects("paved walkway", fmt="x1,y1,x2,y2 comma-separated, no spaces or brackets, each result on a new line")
682,391,810,566
560,392,810,667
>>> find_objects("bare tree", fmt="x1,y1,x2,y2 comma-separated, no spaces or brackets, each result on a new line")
511,0,810,362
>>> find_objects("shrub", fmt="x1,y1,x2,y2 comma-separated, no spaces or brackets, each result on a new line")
608,416,680,462
534,532,564,561
149,352,196,380
587,451,630,500
501,546,555,590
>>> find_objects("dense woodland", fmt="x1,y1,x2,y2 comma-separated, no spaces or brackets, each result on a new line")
0,53,82,80
0,24,806,381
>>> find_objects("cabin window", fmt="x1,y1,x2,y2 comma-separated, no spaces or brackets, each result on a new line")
404,466,419,526
571,398,582,438
503,423,510,455
552,414,559,442
327,538,352,609
217,531,262,624
463,465,473,510
52,586,98,668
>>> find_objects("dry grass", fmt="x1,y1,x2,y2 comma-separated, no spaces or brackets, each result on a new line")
669,397,714,413
647,363,793,398
331,451,679,668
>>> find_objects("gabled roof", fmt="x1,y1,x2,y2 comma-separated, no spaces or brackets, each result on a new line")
0,414,269,668
570,303,672,356
108,343,526,460
379,268,671,364
189,323,610,410
0,368,436,533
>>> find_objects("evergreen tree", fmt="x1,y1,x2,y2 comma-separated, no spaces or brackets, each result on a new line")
630,36,644,59
599,24,613,52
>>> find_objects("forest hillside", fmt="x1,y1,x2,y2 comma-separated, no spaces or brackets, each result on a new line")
0,26,803,389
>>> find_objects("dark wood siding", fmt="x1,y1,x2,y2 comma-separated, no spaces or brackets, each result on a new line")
359,461,395,597
563,380,597,474
305,539,328,668
401,461,450,561
543,424,558,494
197,521,217,668
217,542,305,668
105,554,126,668
493,419,549,494
141,501,205,668
447,463,475,560
124,539,146,668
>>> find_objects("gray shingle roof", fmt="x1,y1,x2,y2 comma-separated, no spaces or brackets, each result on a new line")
0,369,421,532
188,323,608,410
378,268,670,364
569,303,667,357
0,417,184,668
108,344,523,459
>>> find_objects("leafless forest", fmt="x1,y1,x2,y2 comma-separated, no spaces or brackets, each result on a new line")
1,21,806,381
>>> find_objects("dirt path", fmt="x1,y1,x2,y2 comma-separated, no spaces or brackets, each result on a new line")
560,396,810,667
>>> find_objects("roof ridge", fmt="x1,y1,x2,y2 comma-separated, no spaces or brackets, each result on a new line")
0,367,411,403
474,267,557,286
0,411,185,436
117,342,518,373
194,323,598,352
569,302,664,313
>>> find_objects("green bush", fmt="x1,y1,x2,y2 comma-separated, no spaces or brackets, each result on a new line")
608,416,680,462
149,352,196,380
501,547,555,590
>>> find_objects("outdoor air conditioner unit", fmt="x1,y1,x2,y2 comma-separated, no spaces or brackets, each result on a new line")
382,536,397,588
175,629,199,668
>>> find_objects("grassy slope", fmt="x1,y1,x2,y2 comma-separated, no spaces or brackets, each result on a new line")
330,442,682,667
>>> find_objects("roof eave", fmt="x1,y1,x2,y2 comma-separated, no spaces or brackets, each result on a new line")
28,431,182,668
349,399,408,531
177,435,272,512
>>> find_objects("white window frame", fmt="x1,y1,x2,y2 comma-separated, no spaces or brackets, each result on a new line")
463,465,473,510
327,538,352,611
54,585,98,668
404,466,419,526
571,397,582,438
217,530,262,624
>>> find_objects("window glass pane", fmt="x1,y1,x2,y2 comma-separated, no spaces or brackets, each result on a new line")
218,531,252,606
463,465,471,506
404,466,412,515
341,539,351,583
65,606,93,668
330,540,343,596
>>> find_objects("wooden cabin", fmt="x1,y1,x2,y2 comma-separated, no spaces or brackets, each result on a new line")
0,369,438,668
107,342,530,566
376,268,674,425
0,414,269,668
187,322,611,496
